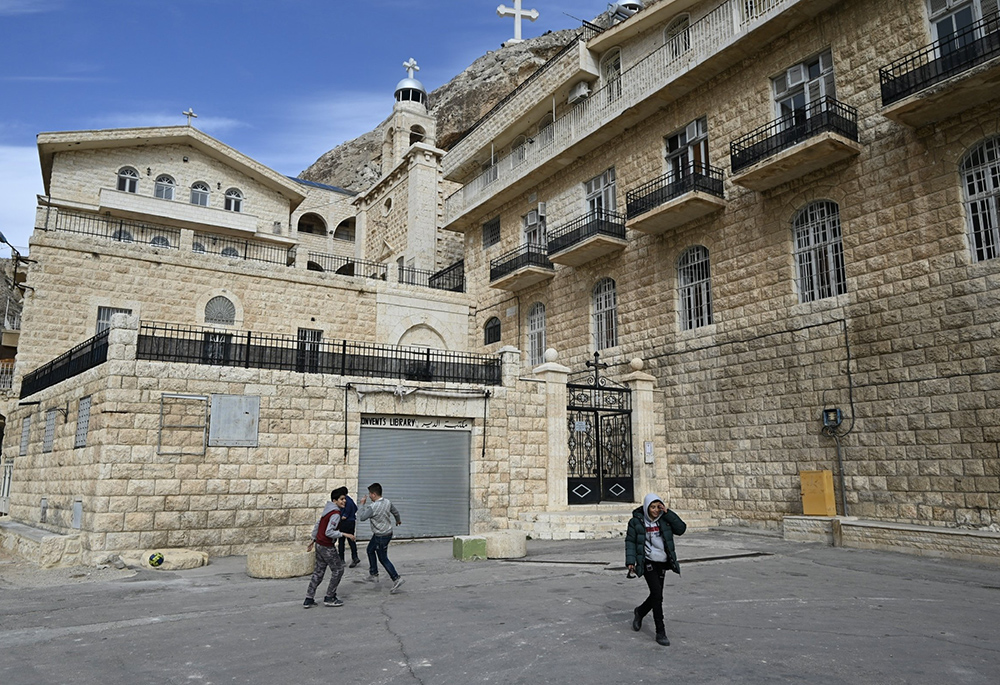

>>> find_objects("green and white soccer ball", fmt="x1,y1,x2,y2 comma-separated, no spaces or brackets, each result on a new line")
148,552,165,567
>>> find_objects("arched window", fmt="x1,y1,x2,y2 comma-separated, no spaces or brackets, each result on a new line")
664,15,690,59
150,235,171,248
221,246,240,258
511,134,528,168
602,49,622,103
334,218,356,242
961,136,1000,262
678,246,713,330
190,182,210,206
537,113,555,148
154,175,175,200
409,125,425,146
297,213,327,236
112,228,134,243
528,302,546,366
484,317,501,345
793,201,846,303
205,296,236,325
117,167,139,193
224,188,243,212
593,278,618,350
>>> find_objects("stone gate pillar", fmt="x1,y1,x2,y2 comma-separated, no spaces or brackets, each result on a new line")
623,358,657,503
534,348,570,511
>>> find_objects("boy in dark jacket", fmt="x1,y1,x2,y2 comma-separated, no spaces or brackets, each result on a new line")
303,487,356,608
336,491,361,568
625,493,686,646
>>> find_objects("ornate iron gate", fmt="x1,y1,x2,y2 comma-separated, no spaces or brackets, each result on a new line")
567,353,633,505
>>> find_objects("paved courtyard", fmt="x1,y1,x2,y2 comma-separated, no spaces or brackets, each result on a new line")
1,530,998,684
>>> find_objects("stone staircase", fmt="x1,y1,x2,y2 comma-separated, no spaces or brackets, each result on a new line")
516,505,716,540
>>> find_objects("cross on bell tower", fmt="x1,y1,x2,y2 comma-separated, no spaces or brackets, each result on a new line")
403,58,419,79
497,0,539,44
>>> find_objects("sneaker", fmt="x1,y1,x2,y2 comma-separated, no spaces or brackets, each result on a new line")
302,598,317,609
349,559,361,568
323,596,344,607
655,632,670,646
390,577,405,594
363,574,379,583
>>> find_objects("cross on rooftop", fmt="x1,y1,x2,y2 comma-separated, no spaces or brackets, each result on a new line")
497,0,538,43
182,108,198,126
403,58,419,79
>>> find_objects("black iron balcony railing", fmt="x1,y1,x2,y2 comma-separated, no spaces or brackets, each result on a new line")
427,260,466,292
192,231,292,267
307,252,388,280
20,330,110,398
136,321,501,385
880,11,1000,106
547,209,626,255
730,97,859,174
49,210,182,249
625,163,725,219
490,243,554,282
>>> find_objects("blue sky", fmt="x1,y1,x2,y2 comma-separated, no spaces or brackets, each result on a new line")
0,0,598,255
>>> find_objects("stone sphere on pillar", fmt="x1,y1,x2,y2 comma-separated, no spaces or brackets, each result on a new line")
629,357,644,372
543,348,558,363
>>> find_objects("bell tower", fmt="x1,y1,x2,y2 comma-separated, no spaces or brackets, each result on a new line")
382,58,437,169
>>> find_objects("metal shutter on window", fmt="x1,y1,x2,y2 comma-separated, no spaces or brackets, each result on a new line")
358,427,470,539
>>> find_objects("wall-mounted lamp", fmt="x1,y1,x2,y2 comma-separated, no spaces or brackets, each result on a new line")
217,182,222,190
146,167,152,176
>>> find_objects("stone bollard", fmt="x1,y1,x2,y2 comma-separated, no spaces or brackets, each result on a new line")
246,545,314,578
120,548,209,571
484,531,527,559
452,535,487,561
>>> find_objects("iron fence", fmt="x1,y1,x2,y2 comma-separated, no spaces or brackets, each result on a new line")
399,260,466,292
306,252,388,280
136,321,502,385
547,209,626,256
50,210,182,248
625,163,725,219
880,11,1000,106
730,97,858,173
490,243,553,282
192,231,293,266
20,330,110,398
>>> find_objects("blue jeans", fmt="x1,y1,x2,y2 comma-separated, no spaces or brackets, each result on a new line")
366,534,398,580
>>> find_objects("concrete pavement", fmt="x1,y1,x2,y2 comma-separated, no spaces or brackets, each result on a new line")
1,530,998,684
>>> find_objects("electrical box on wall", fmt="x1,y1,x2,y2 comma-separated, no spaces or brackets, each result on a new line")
822,407,842,429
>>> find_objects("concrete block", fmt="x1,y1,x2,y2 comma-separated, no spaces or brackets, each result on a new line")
246,545,314,578
120,548,209,571
453,535,487,561
484,531,527,559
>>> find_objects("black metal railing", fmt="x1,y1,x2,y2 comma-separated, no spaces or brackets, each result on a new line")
20,330,110,398
428,260,466,292
135,321,502,385
547,209,626,256
730,97,859,173
880,11,1000,106
306,252,388,280
192,231,293,266
490,243,554,282
50,210,182,249
625,163,725,219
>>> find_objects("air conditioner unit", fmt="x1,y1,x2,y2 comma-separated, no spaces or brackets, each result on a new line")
568,81,592,105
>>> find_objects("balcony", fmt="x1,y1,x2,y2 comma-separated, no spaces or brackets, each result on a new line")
879,12,1000,128
547,209,627,266
99,188,259,234
490,243,554,291
730,97,861,191
626,164,725,235
442,0,840,229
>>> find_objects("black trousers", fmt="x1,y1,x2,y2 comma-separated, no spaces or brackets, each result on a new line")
336,519,359,561
637,560,670,632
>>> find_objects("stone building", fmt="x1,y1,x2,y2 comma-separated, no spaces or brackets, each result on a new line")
3,0,1000,563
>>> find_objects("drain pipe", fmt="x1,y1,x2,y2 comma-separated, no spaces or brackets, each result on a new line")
832,433,848,517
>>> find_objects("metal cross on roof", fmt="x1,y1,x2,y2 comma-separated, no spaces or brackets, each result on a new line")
403,58,419,79
497,0,538,43
182,108,198,126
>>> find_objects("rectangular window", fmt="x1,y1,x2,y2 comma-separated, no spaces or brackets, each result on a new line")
929,0,978,56
665,118,709,179
772,50,835,124
482,216,501,248
19,416,31,456
523,209,545,246
75,396,92,449
96,306,133,334
202,332,233,366
585,168,616,216
296,328,323,373
43,409,57,453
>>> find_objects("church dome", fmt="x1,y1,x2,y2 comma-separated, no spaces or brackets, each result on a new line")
395,76,427,105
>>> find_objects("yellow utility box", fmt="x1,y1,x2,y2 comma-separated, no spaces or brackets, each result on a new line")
800,470,837,516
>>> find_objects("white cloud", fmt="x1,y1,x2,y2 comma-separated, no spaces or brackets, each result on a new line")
0,146,43,254
0,0,62,15
86,112,249,135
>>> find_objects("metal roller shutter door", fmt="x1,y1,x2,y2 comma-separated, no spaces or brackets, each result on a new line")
358,427,470,538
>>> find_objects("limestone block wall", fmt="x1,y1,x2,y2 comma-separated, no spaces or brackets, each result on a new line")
455,0,1000,528
290,185,357,258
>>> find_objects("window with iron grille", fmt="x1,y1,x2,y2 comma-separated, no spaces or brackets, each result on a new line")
484,317,501,345
96,306,133,334
482,216,501,248
19,416,31,456
961,136,1000,262
593,277,618,351
205,296,236,325
202,332,233,365
43,409,56,453
678,246,713,330
528,302,546,366
297,328,323,373
75,396,92,449
793,201,847,303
